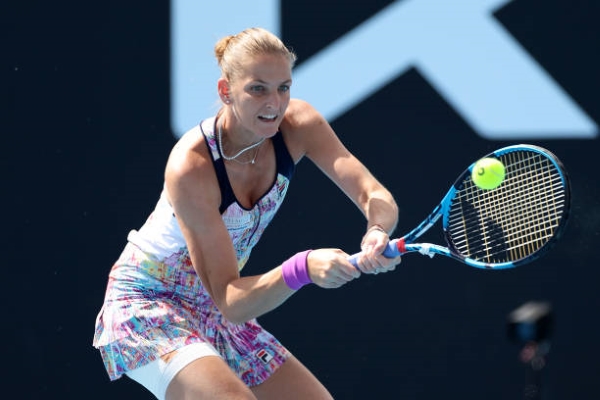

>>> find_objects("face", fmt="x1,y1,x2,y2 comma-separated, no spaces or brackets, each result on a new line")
223,53,292,138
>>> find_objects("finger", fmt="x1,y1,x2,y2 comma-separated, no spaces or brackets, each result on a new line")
322,274,355,288
315,263,360,287
336,263,361,280
377,256,401,272
364,250,391,270
363,254,400,274
356,258,382,274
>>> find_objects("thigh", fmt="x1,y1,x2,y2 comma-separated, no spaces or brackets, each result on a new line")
251,355,333,400
166,356,256,400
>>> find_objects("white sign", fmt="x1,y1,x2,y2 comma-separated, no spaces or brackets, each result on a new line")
171,0,597,139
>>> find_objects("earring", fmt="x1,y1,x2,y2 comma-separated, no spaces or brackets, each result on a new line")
224,99,230,104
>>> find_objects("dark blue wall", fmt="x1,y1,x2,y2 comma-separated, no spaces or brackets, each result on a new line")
7,1,599,399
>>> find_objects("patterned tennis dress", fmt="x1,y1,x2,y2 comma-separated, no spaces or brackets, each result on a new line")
93,117,295,386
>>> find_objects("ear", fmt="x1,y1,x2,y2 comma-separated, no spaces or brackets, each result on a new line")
217,78,231,104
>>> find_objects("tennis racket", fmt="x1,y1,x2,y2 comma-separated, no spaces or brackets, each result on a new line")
349,144,571,270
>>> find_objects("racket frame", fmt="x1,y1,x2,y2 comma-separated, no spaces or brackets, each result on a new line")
375,144,570,270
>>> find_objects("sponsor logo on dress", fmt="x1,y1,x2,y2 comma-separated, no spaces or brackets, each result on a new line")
256,348,274,364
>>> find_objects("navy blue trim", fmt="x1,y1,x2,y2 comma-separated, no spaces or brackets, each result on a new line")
272,129,295,180
199,122,236,214
200,121,295,214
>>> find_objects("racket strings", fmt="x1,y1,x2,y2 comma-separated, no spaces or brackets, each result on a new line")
471,156,563,259
447,151,567,263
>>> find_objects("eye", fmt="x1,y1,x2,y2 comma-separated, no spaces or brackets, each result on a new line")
279,85,290,93
249,85,266,94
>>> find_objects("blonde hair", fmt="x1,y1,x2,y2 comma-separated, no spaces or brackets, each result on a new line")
214,27,297,81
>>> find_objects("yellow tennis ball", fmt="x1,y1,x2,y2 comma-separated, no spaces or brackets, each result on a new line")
472,157,506,190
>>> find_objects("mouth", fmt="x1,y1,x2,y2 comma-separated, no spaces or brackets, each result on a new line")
258,114,278,122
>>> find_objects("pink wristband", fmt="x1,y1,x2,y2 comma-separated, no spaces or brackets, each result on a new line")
281,250,313,290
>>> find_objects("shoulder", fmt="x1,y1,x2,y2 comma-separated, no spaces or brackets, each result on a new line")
165,126,220,207
280,99,331,162
166,127,210,177
282,98,325,130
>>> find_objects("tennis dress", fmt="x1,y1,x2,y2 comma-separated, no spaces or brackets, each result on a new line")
93,117,295,386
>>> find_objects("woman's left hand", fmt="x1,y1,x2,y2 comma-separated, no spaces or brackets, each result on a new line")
355,226,401,274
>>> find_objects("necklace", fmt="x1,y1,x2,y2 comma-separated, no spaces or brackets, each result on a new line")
217,123,266,164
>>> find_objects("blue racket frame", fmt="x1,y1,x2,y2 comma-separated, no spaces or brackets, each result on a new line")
349,144,571,270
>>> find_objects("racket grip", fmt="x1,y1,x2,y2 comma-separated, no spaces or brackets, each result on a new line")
347,239,402,267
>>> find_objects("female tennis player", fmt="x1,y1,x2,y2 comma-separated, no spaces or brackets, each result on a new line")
93,27,400,400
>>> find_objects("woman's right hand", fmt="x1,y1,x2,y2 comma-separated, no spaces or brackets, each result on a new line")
305,248,361,288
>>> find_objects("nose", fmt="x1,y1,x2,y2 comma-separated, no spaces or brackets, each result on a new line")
266,92,280,109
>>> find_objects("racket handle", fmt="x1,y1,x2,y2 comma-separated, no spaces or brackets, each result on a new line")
347,239,402,267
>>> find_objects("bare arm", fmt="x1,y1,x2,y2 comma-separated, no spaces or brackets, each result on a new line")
281,99,400,270
165,132,359,324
